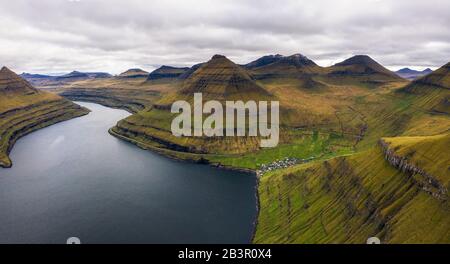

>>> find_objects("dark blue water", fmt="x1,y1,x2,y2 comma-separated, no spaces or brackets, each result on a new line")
0,102,256,244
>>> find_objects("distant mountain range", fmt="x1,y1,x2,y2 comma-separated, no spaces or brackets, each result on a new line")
395,67,433,80
20,70,112,86
21,54,440,89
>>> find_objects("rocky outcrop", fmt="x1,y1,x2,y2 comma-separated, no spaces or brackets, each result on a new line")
378,139,447,201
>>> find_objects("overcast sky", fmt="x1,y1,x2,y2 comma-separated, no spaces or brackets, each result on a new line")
0,0,449,74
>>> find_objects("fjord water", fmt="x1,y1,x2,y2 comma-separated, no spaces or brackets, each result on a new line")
0,102,256,243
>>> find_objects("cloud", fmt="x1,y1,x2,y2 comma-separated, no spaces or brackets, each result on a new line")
0,0,449,74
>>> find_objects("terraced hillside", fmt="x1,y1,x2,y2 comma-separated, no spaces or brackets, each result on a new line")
254,62,450,244
254,139,449,243
0,66,89,168
108,54,413,170
111,54,283,157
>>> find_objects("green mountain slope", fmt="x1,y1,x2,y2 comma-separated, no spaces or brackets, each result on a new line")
254,62,450,243
322,55,405,87
111,55,282,157
254,140,449,243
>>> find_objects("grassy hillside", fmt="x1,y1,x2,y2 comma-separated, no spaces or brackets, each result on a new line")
254,143,449,243
0,66,89,168
111,55,287,156
254,62,450,244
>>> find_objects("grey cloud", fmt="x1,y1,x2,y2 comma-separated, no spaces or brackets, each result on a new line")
0,0,449,74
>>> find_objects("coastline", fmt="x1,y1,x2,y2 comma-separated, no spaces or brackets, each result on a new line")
0,105,90,168
108,126,261,243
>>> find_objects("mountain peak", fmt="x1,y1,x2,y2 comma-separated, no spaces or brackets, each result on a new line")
180,54,271,100
146,65,189,81
279,53,317,67
331,55,401,81
335,55,377,66
396,67,435,80
211,54,227,60
118,68,149,78
0,66,38,93
244,54,284,69
245,53,317,71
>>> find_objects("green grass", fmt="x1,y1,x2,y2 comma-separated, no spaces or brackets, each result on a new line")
254,146,450,243
209,131,354,169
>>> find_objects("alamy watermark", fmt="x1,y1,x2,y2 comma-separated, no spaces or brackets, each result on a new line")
171,93,279,147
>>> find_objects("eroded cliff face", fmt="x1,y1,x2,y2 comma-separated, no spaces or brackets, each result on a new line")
378,139,447,201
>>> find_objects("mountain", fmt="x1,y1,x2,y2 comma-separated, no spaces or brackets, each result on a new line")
404,62,450,90
56,71,89,79
20,72,53,79
395,68,433,80
0,67,89,168
0,67,38,94
55,71,111,81
118,68,149,78
19,72,59,87
331,55,400,77
178,63,205,80
85,72,112,78
398,62,450,114
244,54,284,69
248,53,322,80
146,65,189,81
325,55,404,86
177,54,271,101
111,54,277,157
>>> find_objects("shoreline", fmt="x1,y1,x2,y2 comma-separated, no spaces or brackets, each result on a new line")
108,126,261,243
0,105,90,169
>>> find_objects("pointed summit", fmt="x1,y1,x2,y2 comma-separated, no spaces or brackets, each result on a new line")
0,66,38,94
335,55,378,66
327,55,403,84
180,54,271,101
333,55,399,77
